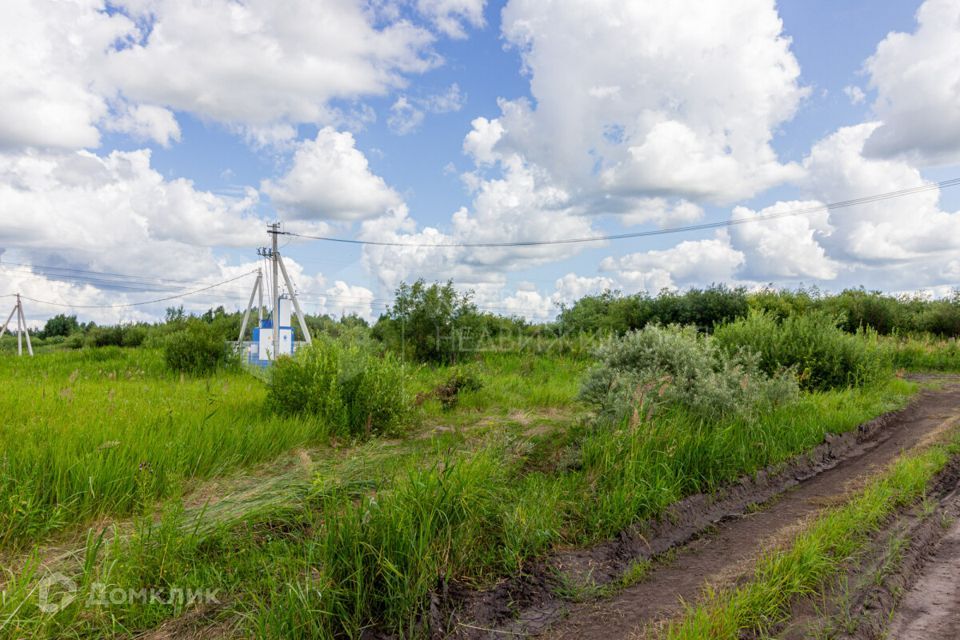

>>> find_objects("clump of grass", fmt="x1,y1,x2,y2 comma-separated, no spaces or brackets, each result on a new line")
883,334,960,371
267,338,413,437
434,364,484,410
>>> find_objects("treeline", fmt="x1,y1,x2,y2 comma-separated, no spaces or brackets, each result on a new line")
6,281,960,367
8,304,373,349
556,285,960,338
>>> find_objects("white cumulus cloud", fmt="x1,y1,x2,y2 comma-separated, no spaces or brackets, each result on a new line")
415,0,486,39
0,0,446,150
600,233,746,292
863,0,960,165
729,201,840,281
262,128,403,221
0,0,131,149
494,0,807,205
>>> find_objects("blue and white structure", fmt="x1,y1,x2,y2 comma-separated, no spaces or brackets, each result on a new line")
236,223,313,366
247,296,296,366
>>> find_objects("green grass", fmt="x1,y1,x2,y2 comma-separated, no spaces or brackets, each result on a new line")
411,350,589,419
0,368,916,638
882,334,960,371
0,332,929,639
0,347,586,551
0,347,335,548
662,430,960,639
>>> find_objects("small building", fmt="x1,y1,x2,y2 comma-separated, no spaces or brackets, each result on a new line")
246,296,296,366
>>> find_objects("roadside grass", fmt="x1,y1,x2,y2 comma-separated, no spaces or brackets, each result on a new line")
0,375,918,638
660,428,960,639
883,334,960,372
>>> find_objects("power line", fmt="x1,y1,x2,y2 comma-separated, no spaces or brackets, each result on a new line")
0,259,204,287
0,266,207,293
278,178,960,248
18,271,258,309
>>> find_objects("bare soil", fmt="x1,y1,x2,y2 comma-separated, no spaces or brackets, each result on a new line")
887,515,960,639
773,455,960,639
444,383,960,639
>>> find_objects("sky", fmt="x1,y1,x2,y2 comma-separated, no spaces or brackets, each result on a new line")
1,0,959,326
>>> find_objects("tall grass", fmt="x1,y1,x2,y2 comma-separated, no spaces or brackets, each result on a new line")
267,339,413,437
0,346,588,550
882,333,960,371
0,348,332,547
1,375,915,637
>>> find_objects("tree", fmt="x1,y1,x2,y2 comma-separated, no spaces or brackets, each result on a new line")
165,305,185,323
40,313,80,338
374,279,480,363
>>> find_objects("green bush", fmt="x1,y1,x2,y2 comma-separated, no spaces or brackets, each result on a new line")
714,311,889,391
340,349,411,436
580,325,798,423
819,288,904,335
84,325,125,348
163,321,232,374
556,285,749,336
64,333,85,349
268,339,412,436
121,325,148,347
267,339,342,419
917,298,960,337
747,287,818,320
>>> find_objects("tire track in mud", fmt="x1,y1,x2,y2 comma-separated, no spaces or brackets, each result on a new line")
775,450,960,639
449,382,960,640
886,505,960,639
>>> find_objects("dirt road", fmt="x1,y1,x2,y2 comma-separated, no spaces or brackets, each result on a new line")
452,382,960,639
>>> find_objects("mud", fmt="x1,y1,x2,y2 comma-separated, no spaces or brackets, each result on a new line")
774,456,960,640
886,518,960,639
442,383,960,639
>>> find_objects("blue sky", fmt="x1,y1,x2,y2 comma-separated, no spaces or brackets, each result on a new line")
2,0,959,324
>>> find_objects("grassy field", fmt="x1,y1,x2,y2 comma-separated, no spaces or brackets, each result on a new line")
0,346,587,549
0,334,932,638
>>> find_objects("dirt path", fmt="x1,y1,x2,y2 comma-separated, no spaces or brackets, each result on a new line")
509,385,960,640
886,516,960,639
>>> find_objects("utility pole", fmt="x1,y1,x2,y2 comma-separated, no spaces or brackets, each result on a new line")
276,249,313,345
268,222,280,360
253,223,312,360
236,269,263,349
0,294,33,356
257,265,264,323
